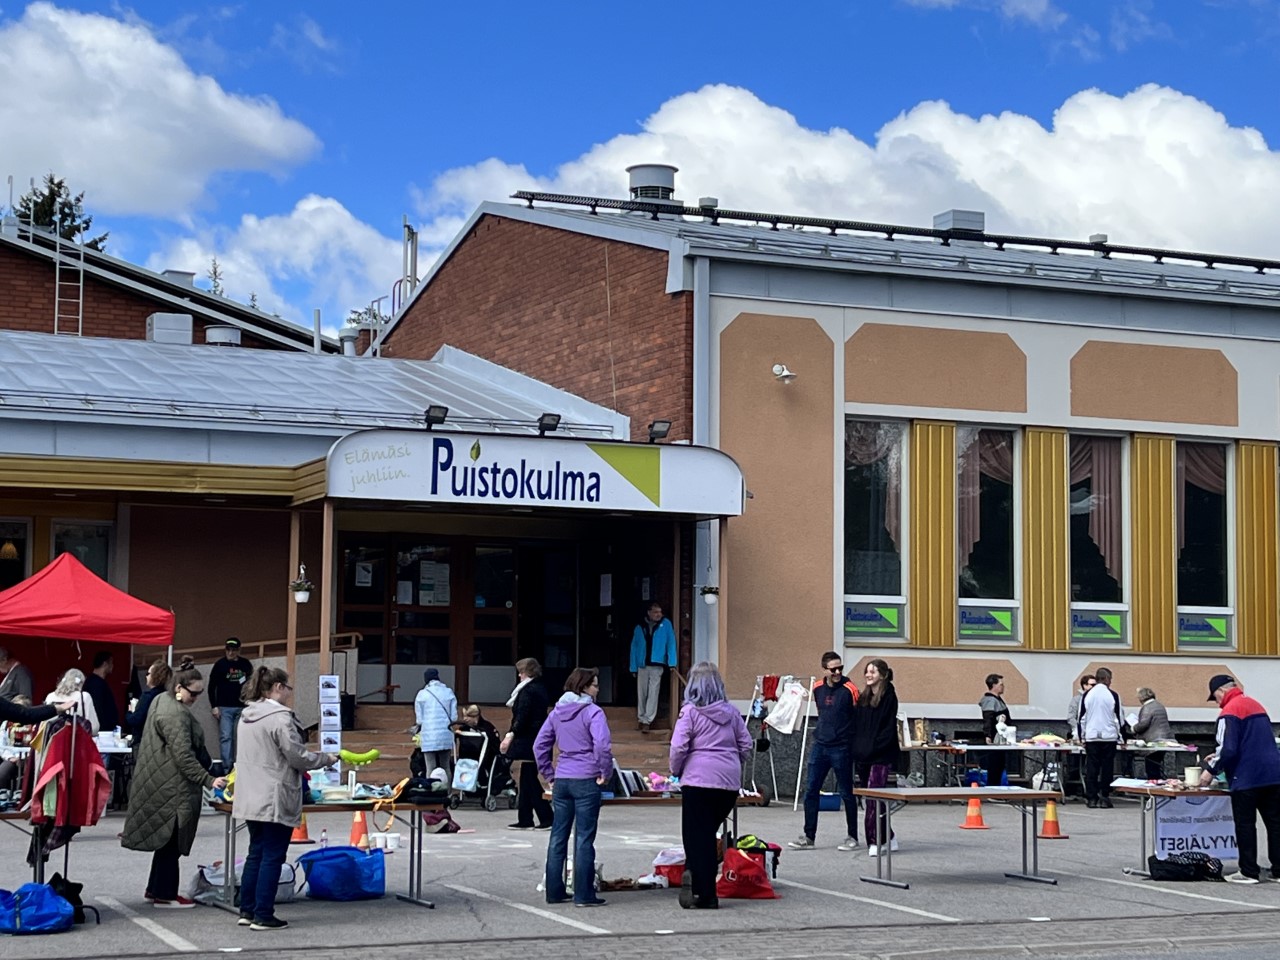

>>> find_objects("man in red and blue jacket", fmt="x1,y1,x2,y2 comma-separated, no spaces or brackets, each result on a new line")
1201,674,1280,883
789,651,861,851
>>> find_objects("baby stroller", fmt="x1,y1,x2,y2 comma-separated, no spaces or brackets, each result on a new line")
449,729,516,811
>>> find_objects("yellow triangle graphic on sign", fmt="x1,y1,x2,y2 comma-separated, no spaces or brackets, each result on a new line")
588,444,660,506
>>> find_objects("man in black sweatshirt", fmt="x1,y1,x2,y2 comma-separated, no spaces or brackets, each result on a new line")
790,651,861,850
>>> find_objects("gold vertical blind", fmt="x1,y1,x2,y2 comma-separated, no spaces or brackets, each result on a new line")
1130,435,1176,653
1236,441,1279,656
909,421,956,647
1023,429,1070,651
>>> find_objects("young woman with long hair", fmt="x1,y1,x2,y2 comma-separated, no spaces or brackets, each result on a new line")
232,665,338,930
852,658,900,857
668,661,752,909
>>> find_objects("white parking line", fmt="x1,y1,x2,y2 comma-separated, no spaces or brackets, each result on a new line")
442,883,610,934
772,878,960,922
1054,870,1280,909
96,896,198,952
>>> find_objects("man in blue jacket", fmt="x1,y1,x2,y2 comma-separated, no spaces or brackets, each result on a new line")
1200,674,1280,883
629,602,675,733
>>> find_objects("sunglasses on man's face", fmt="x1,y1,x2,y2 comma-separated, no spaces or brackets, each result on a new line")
827,664,844,672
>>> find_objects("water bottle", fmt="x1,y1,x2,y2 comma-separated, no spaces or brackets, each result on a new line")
320,828,328,848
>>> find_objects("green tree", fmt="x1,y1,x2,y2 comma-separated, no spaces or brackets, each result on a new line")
207,256,225,296
15,174,108,250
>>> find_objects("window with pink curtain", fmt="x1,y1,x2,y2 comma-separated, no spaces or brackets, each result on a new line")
957,427,1015,599
1069,435,1123,603
844,420,903,596
1176,441,1228,608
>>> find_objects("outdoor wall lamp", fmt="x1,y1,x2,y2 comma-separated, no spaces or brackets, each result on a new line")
772,363,797,384
424,405,449,430
537,412,562,435
648,419,672,443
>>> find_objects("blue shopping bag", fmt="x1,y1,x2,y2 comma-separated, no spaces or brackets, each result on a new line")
296,847,386,901
0,884,75,935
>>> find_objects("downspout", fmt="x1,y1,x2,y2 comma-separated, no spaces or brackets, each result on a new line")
691,255,719,664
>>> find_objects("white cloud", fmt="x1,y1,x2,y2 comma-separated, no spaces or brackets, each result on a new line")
900,0,1067,28
413,83,1280,263
0,2,318,218
147,195,400,331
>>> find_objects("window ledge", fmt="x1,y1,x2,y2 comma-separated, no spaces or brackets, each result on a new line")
958,598,1020,608
844,595,907,604
1071,602,1129,612
1176,606,1234,615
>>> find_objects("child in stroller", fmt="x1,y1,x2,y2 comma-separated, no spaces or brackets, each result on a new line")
450,704,516,810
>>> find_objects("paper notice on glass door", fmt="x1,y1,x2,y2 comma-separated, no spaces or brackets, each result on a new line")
395,580,414,605
419,560,450,605
599,573,612,607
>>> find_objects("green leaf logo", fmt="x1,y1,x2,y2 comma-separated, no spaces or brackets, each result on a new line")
469,440,481,462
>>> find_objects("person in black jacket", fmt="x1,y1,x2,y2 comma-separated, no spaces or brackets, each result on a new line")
126,659,173,746
854,659,901,857
499,657,553,830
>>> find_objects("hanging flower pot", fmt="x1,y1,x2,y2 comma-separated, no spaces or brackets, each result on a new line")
290,576,314,604
293,589,311,604
699,585,719,606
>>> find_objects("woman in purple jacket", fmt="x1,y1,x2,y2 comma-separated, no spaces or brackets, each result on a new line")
534,667,613,907
668,661,753,910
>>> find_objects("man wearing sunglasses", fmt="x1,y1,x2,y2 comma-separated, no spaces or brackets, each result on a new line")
790,651,861,850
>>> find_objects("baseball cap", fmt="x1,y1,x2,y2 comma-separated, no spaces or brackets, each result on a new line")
224,637,241,648
1207,674,1235,701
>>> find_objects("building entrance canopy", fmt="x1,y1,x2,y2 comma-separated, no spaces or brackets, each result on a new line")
326,430,745,518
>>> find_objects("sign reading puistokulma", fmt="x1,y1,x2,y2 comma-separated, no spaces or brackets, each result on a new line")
326,431,745,517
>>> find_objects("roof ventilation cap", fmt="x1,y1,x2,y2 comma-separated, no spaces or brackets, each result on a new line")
205,325,242,347
161,269,197,286
626,164,679,204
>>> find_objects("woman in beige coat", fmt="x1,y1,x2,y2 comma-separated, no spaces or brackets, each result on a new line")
231,666,337,930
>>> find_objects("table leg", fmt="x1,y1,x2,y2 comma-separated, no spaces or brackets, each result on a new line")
205,810,242,914
1004,801,1057,884
1124,795,1155,877
395,808,435,908
859,800,908,890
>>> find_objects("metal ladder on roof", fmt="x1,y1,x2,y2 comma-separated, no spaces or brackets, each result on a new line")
53,224,85,336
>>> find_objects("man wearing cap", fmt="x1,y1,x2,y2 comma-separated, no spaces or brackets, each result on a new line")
1201,674,1280,883
209,638,253,773
414,668,458,780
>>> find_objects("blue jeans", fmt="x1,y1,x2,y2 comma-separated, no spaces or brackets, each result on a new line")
802,742,859,840
240,820,292,921
218,707,242,772
544,778,601,903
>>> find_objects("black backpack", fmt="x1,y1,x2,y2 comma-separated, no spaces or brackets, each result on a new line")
1147,851,1224,882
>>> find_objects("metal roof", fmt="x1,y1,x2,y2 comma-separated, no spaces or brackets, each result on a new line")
0,330,624,438
0,224,340,352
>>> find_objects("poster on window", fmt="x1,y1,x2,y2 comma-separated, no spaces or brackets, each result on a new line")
1154,794,1237,859
355,561,373,587
419,560,450,605
318,675,341,703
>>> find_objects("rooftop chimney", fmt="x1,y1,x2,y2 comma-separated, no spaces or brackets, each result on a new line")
933,209,985,234
626,164,679,204
161,269,197,286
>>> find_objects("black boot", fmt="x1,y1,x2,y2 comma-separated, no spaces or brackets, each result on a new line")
678,870,694,909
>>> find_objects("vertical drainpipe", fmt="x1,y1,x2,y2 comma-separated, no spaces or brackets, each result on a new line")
313,309,322,354
690,255,718,665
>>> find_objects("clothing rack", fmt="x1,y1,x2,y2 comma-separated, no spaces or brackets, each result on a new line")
746,676,779,803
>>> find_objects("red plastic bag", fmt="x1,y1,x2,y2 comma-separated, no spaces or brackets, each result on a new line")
716,848,780,900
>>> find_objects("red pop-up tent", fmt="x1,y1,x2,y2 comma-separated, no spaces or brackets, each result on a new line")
0,553,174,647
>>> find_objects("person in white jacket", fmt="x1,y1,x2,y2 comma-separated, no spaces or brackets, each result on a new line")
45,668,99,735
414,668,457,779
1079,666,1126,808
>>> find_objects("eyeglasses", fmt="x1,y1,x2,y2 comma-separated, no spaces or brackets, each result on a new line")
827,664,844,672
180,684,203,699
280,682,293,692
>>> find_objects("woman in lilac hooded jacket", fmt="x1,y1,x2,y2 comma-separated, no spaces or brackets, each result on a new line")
534,667,613,907
668,661,753,910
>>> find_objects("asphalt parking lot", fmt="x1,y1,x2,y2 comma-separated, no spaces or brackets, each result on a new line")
3,795,1278,959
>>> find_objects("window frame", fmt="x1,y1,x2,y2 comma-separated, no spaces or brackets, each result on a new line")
955,425,1022,646
50,518,114,582
1174,439,1235,650
0,516,33,585
842,418,910,644
1067,432,1132,649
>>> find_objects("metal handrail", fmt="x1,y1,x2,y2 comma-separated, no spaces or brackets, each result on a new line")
176,632,361,662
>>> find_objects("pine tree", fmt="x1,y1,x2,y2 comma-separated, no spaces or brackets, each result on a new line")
15,174,108,250
248,291,258,309
207,257,225,296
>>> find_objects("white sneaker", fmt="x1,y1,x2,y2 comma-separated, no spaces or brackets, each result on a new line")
836,836,860,851
868,839,900,857
1225,871,1260,884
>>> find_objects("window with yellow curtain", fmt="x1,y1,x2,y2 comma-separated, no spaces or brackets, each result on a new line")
843,420,903,596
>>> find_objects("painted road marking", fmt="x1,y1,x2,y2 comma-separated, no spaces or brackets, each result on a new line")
772,878,960,922
1055,870,1280,909
96,896,198,952
442,883,610,934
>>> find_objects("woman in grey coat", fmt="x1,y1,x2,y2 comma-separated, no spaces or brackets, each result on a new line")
1132,687,1173,780
232,666,337,930
121,658,227,908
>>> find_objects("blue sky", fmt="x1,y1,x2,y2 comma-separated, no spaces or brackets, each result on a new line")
3,0,1279,330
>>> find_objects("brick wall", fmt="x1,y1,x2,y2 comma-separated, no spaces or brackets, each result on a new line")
0,243,286,349
381,215,694,440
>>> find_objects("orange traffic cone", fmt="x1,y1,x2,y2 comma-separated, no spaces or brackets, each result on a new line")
349,810,370,850
1037,800,1069,840
290,813,315,845
959,784,990,830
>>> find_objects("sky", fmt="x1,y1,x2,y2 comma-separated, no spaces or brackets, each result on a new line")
2,0,1280,332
